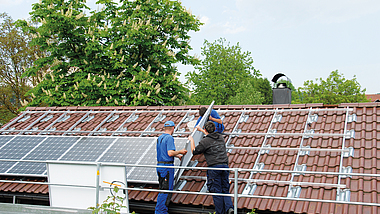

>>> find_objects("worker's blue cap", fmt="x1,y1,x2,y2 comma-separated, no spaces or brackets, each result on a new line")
164,121,175,127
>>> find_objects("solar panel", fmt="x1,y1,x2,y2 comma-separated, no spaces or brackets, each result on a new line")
0,136,14,147
0,136,46,159
0,136,46,174
129,137,188,182
98,137,152,163
126,138,157,182
60,137,115,161
8,137,80,175
0,134,189,182
0,162,17,175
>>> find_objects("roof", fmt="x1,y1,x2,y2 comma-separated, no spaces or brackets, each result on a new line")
366,94,380,102
1,102,380,213
0,177,48,194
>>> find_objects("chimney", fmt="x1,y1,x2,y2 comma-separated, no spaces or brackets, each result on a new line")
272,73,292,105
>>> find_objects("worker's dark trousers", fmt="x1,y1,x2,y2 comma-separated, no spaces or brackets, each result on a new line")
155,164,174,214
207,164,234,214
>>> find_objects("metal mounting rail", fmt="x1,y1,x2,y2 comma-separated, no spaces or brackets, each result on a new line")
140,110,164,137
337,106,351,199
111,110,137,136
14,107,353,118
17,112,49,135
286,107,314,197
225,109,246,148
226,146,349,152
249,108,278,180
89,110,116,136
62,111,92,136
38,111,68,135
180,176,346,188
1,129,351,138
22,109,198,114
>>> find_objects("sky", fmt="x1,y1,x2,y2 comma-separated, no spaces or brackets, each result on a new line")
2,0,380,94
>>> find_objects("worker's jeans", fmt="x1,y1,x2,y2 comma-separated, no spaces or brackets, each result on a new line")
155,165,174,214
207,164,234,214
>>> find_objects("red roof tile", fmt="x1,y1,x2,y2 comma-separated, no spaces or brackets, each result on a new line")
0,177,48,194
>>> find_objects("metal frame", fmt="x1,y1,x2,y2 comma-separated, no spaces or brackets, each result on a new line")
62,111,92,136
38,111,68,135
20,108,352,115
249,108,279,180
89,110,116,136
139,110,164,137
0,104,366,210
286,107,314,197
111,110,136,136
17,112,49,135
0,160,380,212
336,106,352,200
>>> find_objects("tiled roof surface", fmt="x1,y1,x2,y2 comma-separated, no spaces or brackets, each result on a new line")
0,177,48,194
1,102,380,213
366,94,380,102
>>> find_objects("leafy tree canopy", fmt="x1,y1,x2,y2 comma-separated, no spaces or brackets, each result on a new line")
186,38,261,105
252,77,272,105
0,13,41,125
227,80,264,105
17,0,201,107
294,70,369,104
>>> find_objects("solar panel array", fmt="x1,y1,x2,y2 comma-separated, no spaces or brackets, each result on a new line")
0,135,188,183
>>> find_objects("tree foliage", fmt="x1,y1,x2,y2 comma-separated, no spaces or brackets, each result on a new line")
295,70,369,104
186,38,261,105
227,80,264,105
227,76,272,105
0,13,41,125
17,0,201,107
252,77,272,104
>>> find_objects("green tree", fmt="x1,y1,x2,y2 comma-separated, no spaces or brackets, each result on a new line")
227,80,264,105
252,77,272,104
186,38,260,105
295,70,369,104
0,13,41,126
17,0,201,107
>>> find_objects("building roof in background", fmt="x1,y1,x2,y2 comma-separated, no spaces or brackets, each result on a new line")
366,94,380,102
1,102,380,213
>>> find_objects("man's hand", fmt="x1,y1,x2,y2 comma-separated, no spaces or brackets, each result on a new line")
188,136,194,142
179,148,187,155
196,125,207,135
168,149,187,157
176,154,183,161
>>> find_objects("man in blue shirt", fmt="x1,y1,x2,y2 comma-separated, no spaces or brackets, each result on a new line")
195,107,225,133
155,120,187,214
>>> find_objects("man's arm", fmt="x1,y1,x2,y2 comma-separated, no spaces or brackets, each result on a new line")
168,149,187,157
209,110,223,124
188,136,196,153
209,116,222,124
188,136,205,155
196,125,207,135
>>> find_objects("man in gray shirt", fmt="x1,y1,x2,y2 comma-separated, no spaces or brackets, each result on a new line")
188,121,234,214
